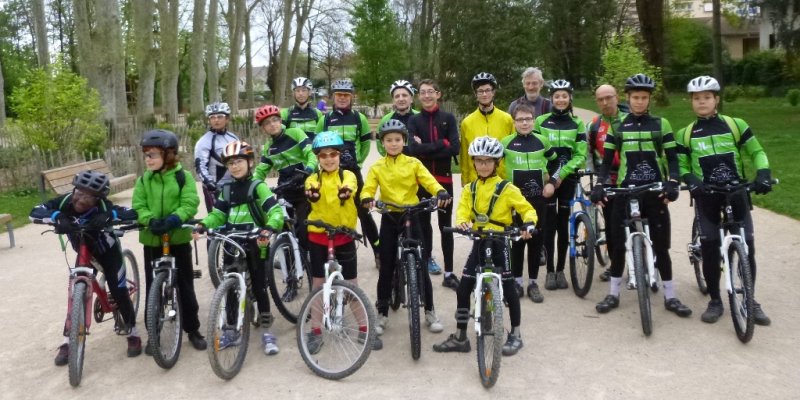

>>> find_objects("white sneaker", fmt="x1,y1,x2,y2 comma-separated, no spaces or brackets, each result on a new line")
262,332,279,356
375,315,389,336
425,310,443,333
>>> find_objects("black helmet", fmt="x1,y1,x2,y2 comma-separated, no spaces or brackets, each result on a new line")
378,119,408,140
624,73,656,93
72,170,110,197
140,129,179,149
472,72,498,90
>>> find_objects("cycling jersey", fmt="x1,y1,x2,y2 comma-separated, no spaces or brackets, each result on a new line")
676,114,769,184
253,127,317,183
407,105,460,183
361,153,444,209
132,163,200,247
281,104,323,141
315,109,372,169
533,112,587,181
305,169,358,242
200,177,283,231
603,113,679,187
194,130,239,185
500,132,557,197
376,109,419,156
587,111,626,184
459,107,514,183
455,175,537,231
508,95,552,119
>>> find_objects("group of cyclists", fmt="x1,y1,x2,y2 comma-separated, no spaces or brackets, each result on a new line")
33,66,775,372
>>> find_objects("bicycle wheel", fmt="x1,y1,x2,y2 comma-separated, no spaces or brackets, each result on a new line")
476,279,504,388
632,236,652,336
296,280,376,380
207,277,252,379
68,281,88,387
405,253,421,360
208,238,226,288
390,258,404,311
728,241,755,343
569,213,596,298
121,249,140,316
268,234,311,324
146,272,183,369
690,218,708,295
592,205,609,266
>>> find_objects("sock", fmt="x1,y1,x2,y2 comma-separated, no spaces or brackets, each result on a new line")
663,280,675,299
63,337,69,345
359,325,367,333
445,272,452,278
510,326,521,338
515,277,523,285
530,278,538,285
129,326,139,337
610,277,623,297
456,328,467,341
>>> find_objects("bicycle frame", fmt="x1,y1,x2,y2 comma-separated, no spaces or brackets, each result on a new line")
274,198,306,283
209,230,255,333
322,235,346,331
568,173,594,258
473,242,504,338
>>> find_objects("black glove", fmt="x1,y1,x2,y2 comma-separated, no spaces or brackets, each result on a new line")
338,187,353,200
437,190,452,202
753,169,772,195
590,184,606,204
86,212,112,231
663,180,680,202
53,213,74,234
306,186,320,202
203,179,217,192
360,197,374,208
149,218,166,235
523,223,536,235
163,215,182,231
684,174,705,196
117,208,138,221
193,224,207,234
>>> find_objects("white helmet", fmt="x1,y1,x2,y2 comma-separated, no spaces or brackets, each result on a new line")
687,75,721,93
205,102,231,117
389,80,415,96
292,77,313,90
468,136,504,159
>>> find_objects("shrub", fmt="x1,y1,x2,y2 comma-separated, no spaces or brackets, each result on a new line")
787,89,800,106
743,85,767,99
724,85,744,102
597,33,664,100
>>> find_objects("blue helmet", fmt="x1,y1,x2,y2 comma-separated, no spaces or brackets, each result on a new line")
312,131,344,154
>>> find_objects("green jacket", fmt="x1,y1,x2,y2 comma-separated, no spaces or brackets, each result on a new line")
200,176,283,232
253,127,317,181
132,164,199,246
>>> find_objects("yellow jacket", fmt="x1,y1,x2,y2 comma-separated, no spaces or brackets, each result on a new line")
459,107,514,183
305,169,358,233
361,153,445,208
456,175,537,231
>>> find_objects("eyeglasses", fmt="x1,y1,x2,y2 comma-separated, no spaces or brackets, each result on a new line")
514,117,534,123
334,92,352,98
419,90,438,96
476,89,494,95
473,158,496,165
208,114,227,120
317,151,340,160
596,95,616,102
263,116,282,124
225,158,247,167
144,151,163,159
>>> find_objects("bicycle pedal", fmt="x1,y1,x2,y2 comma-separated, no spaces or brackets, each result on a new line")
193,269,202,279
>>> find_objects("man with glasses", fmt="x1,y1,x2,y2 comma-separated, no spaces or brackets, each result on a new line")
194,102,240,212
508,67,552,119
282,77,324,143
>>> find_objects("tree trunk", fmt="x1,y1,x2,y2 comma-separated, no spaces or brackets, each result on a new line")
0,57,5,127
635,0,668,104
712,0,724,112
225,0,246,115
158,0,180,123
275,0,294,106
288,0,314,86
32,0,50,68
245,14,254,109
207,0,220,102
190,0,207,115
133,0,156,122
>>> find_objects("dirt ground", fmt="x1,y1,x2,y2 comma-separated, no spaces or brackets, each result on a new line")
1,109,798,399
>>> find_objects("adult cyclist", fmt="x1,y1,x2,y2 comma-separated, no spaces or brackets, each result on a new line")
194,102,240,212
377,80,419,157
507,67,552,118
281,77,324,143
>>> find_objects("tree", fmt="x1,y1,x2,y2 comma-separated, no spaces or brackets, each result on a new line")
31,0,49,68
189,0,207,116
288,0,314,89
49,0,78,71
275,0,295,106
132,0,156,122
664,16,714,89
158,0,180,123
597,33,662,97
304,3,342,79
244,0,263,110
759,0,800,79
0,57,5,127
636,0,669,103
224,0,246,114
312,18,349,90
207,0,220,102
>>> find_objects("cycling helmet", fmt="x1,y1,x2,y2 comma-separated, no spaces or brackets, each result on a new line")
624,73,656,93
221,141,255,162
312,131,344,154
205,102,231,117
140,129,179,149
468,136,504,159
389,80,415,96
687,75,721,93
378,119,408,140
291,77,313,90
255,104,281,125
72,170,110,197
549,79,573,95
472,72,498,90
331,79,354,94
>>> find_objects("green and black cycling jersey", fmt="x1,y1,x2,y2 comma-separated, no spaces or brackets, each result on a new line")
253,127,317,185
533,112,587,182
676,114,769,184
500,132,557,198
281,105,323,141
315,109,371,169
603,113,679,187
377,109,419,156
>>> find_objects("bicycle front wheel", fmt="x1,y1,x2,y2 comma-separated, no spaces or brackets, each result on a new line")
405,253,421,360
207,277,251,379
476,279,504,388
728,241,755,343
632,236,652,336
296,281,376,380
268,234,311,324
390,258,405,311
592,205,609,266
122,249,140,316
690,218,708,295
569,213,596,298
146,272,183,369
68,281,88,387
208,238,226,288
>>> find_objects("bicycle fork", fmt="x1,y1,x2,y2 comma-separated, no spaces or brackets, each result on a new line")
65,272,95,336
719,226,748,296
276,232,306,282
322,263,345,331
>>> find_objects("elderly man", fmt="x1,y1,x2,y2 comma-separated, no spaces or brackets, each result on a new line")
508,67,552,118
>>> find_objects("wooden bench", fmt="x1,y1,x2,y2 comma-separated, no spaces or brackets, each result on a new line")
40,159,137,199
0,213,14,248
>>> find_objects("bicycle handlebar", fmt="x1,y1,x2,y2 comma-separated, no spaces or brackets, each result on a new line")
604,182,664,197
374,197,438,214
305,219,363,240
270,168,312,195
443,226,522,241
679,179,779,194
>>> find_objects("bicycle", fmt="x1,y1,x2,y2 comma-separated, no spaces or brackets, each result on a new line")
34,218,140,387
687,199,708,295
443,226,522,388
373,197,437,360
567,170,598,297
296,219,376,380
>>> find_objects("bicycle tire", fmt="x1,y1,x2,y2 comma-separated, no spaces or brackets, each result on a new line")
476,279,504,388
207,277,252,379
569,213,596,298
592,205,609,266
296,280,376,380
208,238,225,288
68,281,88,387
268,234,311,324
728,241,755,343
633,235,652,336
405,252,421,360
690,218,708,295
122,249,141,316
146,272,183,369
390,258,404,311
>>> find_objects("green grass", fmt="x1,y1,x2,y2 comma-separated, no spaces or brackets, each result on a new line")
0,187,43,233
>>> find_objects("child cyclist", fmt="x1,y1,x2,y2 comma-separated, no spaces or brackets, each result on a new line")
501,103,557,303
132,129,207,353
31,170,141,364
360,120,452,337
192,141,284,355
304,131,383,351
676,75,773,325
433,136,536,356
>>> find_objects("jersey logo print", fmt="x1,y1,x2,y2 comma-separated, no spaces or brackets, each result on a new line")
709,163,737,184
522,180,542,198
629,161,657,181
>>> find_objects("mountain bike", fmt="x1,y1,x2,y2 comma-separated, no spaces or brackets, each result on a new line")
687,199,708,295
444,226,522,388
34,218,139,387
374,198,437,360
296,220,376,380
568,170,597,297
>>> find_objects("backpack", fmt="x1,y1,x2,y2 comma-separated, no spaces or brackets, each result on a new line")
220,179,266,227
469,179,511,227
682,115,741,149
137,168,187,194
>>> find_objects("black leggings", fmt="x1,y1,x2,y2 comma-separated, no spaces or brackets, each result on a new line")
418,183,454,272
511,196,548,280
544,180,576,272
143,243,201,334
348,166,380,251
608,192,672,280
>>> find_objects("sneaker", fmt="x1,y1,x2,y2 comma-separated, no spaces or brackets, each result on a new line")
144,341,153,356
260,312,274,329
501,333,523,356
527,282,544,303
306,331,324,355
188,330,207,350
428,258,442,275
425,310,444,333
595,294,619,313
262,332,279,355
544,272,557,290
442,274,460,291
358,331,383,350
539,252,547,266
54,344,69,366
432,333,470,353
375,315,389,336
217,328,242,350
514,281,524,299
556,271,568,289
753,302,771,326
126,336,142,357
701,299,724,323
664,297,692,317
599,269,611,282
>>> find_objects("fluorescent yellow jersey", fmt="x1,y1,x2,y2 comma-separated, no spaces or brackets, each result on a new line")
305,169,358,234
456,175,537,231
459,107,514,183
361,153,445,209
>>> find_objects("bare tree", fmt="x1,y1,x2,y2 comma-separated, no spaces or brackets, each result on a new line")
244,0,264,110
158,0,180,123
31,0,50,67
304,4,344,80
275,0,294,106
287,0,314,85
50,0,78,71
133,0,156,122
225,0,247,114
190,0,207,115
313,22,349,89
257,0,284,101
208,0,220,102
